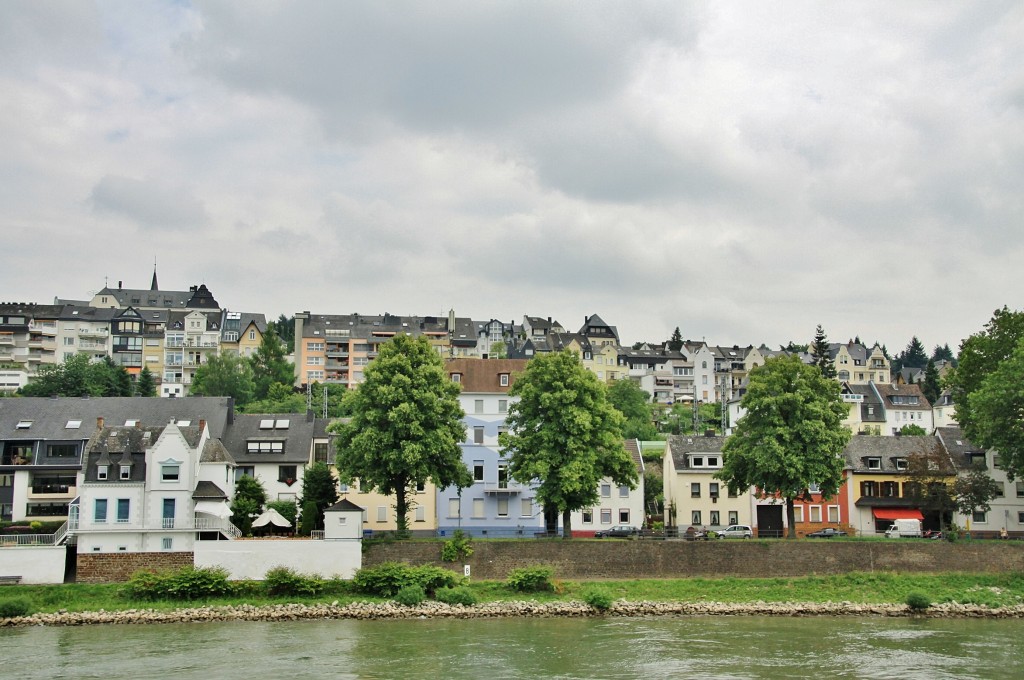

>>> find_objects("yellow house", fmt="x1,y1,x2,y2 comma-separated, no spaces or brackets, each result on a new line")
337,479,438,536
663,434,753,534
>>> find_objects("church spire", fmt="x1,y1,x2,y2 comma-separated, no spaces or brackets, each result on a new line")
150,259,159,291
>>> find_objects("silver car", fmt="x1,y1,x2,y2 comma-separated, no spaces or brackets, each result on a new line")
717,524,753,539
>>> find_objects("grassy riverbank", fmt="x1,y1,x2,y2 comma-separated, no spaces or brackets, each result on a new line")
4,571,1024,615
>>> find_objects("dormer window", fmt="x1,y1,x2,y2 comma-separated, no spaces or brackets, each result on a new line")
16,420,32,429
500,374,509,387
707,457,719,467
895,459,908,471
97,465,108,481
867,457,881,470
451,373,461,383
125,419,138,427
692,456,704,467
119,465,131,480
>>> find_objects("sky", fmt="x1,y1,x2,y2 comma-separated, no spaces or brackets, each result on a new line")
1,2,1022,353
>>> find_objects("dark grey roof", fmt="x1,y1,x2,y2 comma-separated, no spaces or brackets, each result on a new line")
82,425,165,483
666,434,727,468
874,382,931,410
193,480,229,500
95,285,199,310
201,438,235,465
935,427,985,471
842,435,947,472
325,498,364,513
219,413,318,464
0,396,234,441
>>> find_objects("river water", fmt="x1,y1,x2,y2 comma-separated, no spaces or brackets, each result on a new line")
2,615,1022,679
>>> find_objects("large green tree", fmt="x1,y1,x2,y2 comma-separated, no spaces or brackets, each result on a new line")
921,359,941,404
19,354,131,397
717,355,850,538
667,327,683,352
190,352,256,406
135,366,157,397
231,474,267,536
810,325,836,379
953,464,1002,530
299,462,339,532
275,314,296,354
250,321,293,399
499,351,638,538
333,334,470,537
607,379,658,440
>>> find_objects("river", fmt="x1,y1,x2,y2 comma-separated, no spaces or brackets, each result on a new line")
2,615,1022,679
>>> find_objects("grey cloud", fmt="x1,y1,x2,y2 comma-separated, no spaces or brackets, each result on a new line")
90,175,207,230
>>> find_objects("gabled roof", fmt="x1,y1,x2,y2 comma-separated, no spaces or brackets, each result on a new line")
874,382,931,410
624,439,645,474
935,426,985,471
201,438,235,465
219,413,318,464
842,435,946,472
325,498,364,513
666,434,727,469
82,425,165,482
193,480,229,500
446,358,529,393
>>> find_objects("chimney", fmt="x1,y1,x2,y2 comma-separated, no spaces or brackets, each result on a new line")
118,280,122,290
97,416,104,429
199,419,206,433
136,420,142,429
306,409,315,423
227,396,235,424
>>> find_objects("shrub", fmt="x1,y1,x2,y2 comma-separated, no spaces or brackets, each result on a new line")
352,563,459,597
264,566,324,597
441,530,474,562
507,566,554,593
29,521,42,532
410,565,459,594
124,566,235,601
581,586,614,612
906,591,932,611
0,598,33,618
435,586,477,606
394,584,426,606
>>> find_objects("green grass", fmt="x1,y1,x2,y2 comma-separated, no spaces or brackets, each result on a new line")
4,572,1024,615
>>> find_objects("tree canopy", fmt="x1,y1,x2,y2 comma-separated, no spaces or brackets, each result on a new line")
135,366,157,397
810,325,836,379
333,334,470,536
299,462,339,532
19,353,133,398
499,351,638,538
607,379,657,440
717,355,850,538
190,352,256,406
231,474,267,536
921,359,941,404
948,307,1024,477
953,464,1002,527
667,327,683,352
250,321,293,399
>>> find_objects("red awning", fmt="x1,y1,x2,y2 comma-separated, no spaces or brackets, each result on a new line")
872,508,924,521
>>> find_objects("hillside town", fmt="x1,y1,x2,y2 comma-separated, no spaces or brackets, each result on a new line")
0,274,1017,584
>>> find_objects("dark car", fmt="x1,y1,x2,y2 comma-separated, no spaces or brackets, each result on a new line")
594,525,639,538
806,528,847,538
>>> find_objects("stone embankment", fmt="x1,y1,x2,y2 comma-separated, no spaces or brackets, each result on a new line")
3,600,1024,627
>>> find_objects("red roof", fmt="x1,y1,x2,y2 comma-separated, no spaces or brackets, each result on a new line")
871,508,923,521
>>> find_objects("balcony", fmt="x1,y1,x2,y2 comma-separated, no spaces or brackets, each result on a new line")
78,328,109,338
28,322,57,335
0,334,15,346
69,516,242,537
481,480,525,494
28,483,77,498
78,340,105,350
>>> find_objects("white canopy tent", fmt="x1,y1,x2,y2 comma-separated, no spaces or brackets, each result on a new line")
252,507,292,529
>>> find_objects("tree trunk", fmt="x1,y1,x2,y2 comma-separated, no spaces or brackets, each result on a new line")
562,508,573,539
544,505,558,536
786,497,798,539
395,478,409,539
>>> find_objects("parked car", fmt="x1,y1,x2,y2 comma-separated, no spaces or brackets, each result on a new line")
717,524,753,539
885,519,923,538
594,525,639,538
806,528,847,538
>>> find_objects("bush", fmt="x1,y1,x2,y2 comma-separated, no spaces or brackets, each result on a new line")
0,597,33,618
581,586,614,612
906,591,932,611
264,566,324,597
353,563,459,597
507,566,554,593
124,566,235,601
441,530,474,562
394,584,426,606
435,586,478,606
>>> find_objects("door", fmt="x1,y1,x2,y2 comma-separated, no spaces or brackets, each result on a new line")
163,498,176,529
756,505,784,538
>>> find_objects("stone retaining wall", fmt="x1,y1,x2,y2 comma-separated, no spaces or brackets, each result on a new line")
77,551,194,583
365,540,1024,580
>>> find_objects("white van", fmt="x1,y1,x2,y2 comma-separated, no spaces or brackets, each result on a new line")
885,519,923,538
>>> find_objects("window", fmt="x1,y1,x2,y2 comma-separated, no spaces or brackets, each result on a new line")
415,506,425,522
691,483,701,498
16,420,32,429
895,459,908,471
709,483,719,497
497,498,509,517
116,498,130,523
1019,512,1024,524
66,420,81,429
278,465,297,484
448,498,460,518
600,508,612,524
1017,482,1024,498
867,457,881,470
162,537,173,551
249,330,256,341
793,506,804,523
473,461,484,482
48,444,77,458
728,511,738,526
451,373,461,383
707,457,718,467
601,484,611,498
691,511,701,526
860,481,878,497
994,455,1003,469
619,485,629,498
619,509,630,523
472,498,484,518
94,499,108,523
972,511,987,524
498,399,508,414
809,506,822,523
473,399,484,414
521,498,532,517
119,465,131,481
473,427,484,444
500,374,509,387
97,465,108,481
582,509,593,524
313,442,331,464
161,465,180,482
828,506,840,523
247,441,285,454
234,466,255,481
692,457,704,467
994,483,1005,498
376,506,387,522
709,510,720,526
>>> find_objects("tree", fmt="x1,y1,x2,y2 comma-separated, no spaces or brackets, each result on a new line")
607,379,652,423
231,474,267,536
299,462,339,532
667,327,683,352
190,353,256,406
953,465,1002,530
135,366,157,397
899,424,927,436
499,351,638,538
903,442,956,531
489,341,507,359
932,343,955,363
643,469,663,517
242,382,307,414
250,321,293,399
948,307,1024,476
19,354,131,397
92,356,133,397
921,359,941,404
900,336,929,369
333,335,470,537
781,341,809,353
810,325,836,379
716,355,850,539
267,499,298,529
275,314,296,354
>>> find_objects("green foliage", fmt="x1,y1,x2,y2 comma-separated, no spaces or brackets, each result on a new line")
333,335,471,536
662,402,721,436
501,351,637,537
352,563,459,597
905,591,932,610
810,325,836,379
581,585,614,611
300,500,317,536
241,382,306,414
299,462,339,532
267,500,298,528
953,468,1002,519
29,521,42,531
250,321,294,400
435,586,478,606
190,352,256,406
394,584,427,606
961,333,1024,479
644,469,663,516
899,424,927,436
263,566,324,597
921,359,941,404
932,343,955,363
607,378,659,439
441,530,474,562
276,314,296,354
0,597,34,618
718,355,850,538
667,327,683,352
903,443,957,527
900,336,930,370
231,474,267,535
135,366,157,397
124,566,234,601
506,566,555,593
309,382,351,418
19,353,132,398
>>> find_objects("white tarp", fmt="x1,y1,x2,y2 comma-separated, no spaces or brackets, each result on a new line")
252,507,292,528
194,500,232,519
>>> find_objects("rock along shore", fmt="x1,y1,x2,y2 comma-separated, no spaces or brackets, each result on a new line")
4,599,1024,627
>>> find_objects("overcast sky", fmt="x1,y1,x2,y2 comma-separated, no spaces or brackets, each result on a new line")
2,2,1021,352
